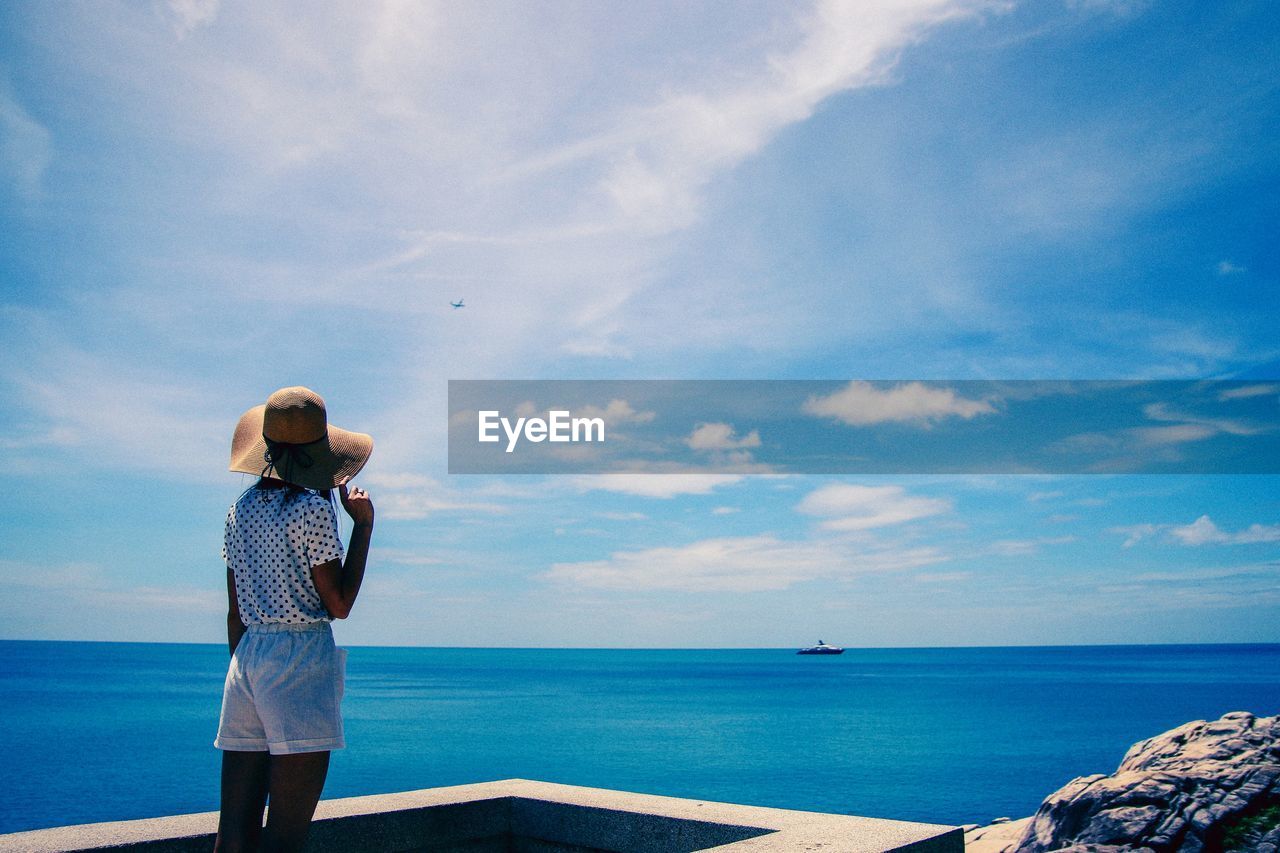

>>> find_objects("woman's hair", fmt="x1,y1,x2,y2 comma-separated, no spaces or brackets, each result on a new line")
238,473,333,510
246,439,337,515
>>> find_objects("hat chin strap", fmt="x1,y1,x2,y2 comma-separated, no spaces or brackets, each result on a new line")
261,437,317,486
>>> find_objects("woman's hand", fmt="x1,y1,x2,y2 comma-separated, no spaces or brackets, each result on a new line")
339,482,374,529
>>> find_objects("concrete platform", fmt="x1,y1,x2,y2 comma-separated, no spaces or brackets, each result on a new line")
0,778,963,852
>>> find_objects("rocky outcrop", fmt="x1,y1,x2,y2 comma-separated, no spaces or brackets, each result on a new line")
1011,711,1280,852
964,711,1280,852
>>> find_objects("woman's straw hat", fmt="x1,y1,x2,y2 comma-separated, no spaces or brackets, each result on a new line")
229,386,373,491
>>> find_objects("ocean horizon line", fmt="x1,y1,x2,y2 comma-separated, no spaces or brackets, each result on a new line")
3,638,1278,651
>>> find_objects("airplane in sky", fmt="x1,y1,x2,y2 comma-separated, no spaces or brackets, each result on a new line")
451,299,465,309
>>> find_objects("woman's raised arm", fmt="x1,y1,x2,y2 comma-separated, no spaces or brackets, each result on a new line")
311,483,374,619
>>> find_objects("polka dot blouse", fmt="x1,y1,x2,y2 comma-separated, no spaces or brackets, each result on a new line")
223,486,345,624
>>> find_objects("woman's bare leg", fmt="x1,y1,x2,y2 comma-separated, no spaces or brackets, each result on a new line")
261,751,331,853
215,751,269,853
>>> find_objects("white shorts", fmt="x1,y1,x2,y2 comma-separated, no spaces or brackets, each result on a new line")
214,620,347,755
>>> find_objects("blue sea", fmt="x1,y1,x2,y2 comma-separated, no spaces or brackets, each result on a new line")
1,642,1277,835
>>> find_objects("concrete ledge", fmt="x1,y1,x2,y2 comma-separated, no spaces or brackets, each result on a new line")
0,778,963,852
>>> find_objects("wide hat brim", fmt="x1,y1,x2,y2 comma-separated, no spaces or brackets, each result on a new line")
229,404,374,491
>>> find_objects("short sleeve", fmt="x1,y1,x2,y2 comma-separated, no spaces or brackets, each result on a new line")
304,495,345,567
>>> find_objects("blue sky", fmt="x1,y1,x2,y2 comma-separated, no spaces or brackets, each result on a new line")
0,0,1276,646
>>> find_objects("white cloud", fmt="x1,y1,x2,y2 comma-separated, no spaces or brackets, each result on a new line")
541,533,946,592
1218,383,1279,401
802,381,997,427
796,483,951,530
0,76,53,201
1129,423,1217,447
685,422,761,451
983,535,1075,557
167,0,219,39
90,585,223,613
711,506,740,515
0,560,102,590
507,0,998,234
1055,397,1271,466
3,345,229,481
1112,515,1280,547
1216,259,1246,276
1169,515,1280,546
1111,523,1159,548
914,571,972,583
0,560,221,614
1142,402,1264,437
571,473,742,499
371,548,446,566
0,426,79,450
1169,515,1228,545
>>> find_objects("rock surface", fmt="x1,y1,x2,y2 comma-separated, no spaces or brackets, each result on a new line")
965,711,1280,852
1014,711,1280,852
964,816,1031,852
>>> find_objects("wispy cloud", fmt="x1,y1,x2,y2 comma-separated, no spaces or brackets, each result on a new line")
361,472,508,520
1093,563,1280,611
1215,259,1246,276
371,548,446,566
541,533,946,592
914,570,972,583
571,474,743,499
796,483,951,530
89,585,223,613
3,344,230,480
327,0,1007,361
0,560,221,615
981,535,1076,557
1218,384,1278,402
1142,401,1264,437
0,74,52,201
0,560,101,590
1054,394,1272,469
502,0,1001,234
1112,523,1160,548
597,511,649,521
166,0,220,39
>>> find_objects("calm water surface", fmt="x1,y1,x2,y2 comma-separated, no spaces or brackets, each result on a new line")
0,642,1277,833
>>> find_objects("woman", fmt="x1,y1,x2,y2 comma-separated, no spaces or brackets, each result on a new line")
214,386,375,853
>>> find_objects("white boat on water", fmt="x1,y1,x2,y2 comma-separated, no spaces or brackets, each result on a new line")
796,640,844,655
